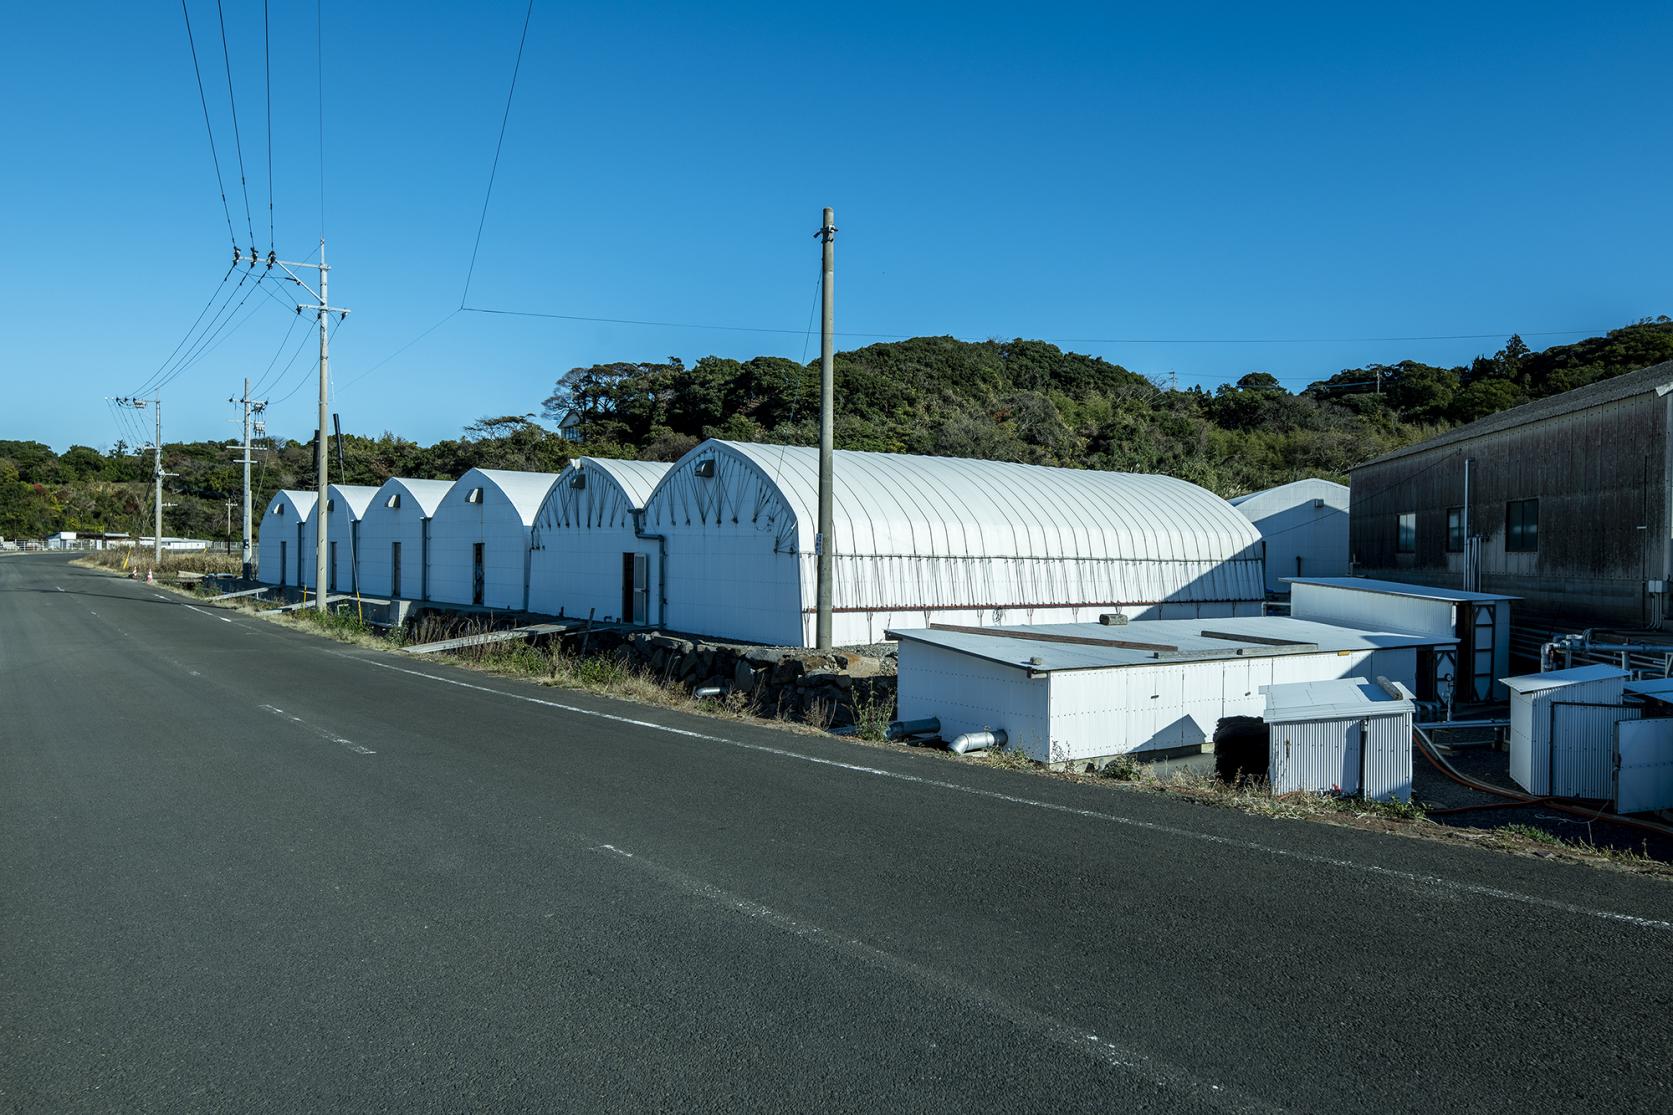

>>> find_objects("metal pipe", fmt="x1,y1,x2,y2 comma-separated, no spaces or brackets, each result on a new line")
949,729,1007,755
885,716,939,740
631,508,668,628
694,686,724,699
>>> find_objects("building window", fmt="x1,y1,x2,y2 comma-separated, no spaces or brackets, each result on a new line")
1396,512,1416,554
1506,498,1538,552
1446,507,1464,553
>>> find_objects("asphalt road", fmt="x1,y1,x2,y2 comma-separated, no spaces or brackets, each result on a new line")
2,553,1670,1113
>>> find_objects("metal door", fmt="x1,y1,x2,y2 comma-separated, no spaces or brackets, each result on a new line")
279,540,287,586
391,540,402,599
1615,719,1673,813
296,523,305,584
631,552,649,624
472,542,485,606
329,541,338,592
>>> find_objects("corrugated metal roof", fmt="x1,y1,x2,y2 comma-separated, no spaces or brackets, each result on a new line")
461,467,568,526
373,477,453,517
888,616,1450,673
329,484,380,520
1353,359,1673,470
1287,576,1517,603
1501,664,1630,694
268,489,316,518
692,440,1261,564
579,457,671,509
1262,677,1414,723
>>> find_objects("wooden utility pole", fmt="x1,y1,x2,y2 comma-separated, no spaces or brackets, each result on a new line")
815,208,837,650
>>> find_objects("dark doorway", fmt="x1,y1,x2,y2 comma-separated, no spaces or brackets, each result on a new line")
391,540,402,599
472,542,485,606
279,540,287,586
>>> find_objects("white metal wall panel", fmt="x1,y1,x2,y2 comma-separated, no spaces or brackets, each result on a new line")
895,641,1051,757
528,459,671,621
1550,702,1642,799
255,490,314,585
298,485,378,591
1269,711,1411,802
427,468,561,610
357,478,452,599
1230,479,1350,593
1363,712,1414,802
1615,719,1673,813
1291,582,1456,639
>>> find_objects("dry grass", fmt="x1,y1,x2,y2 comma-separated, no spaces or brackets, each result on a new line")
74,548,241,576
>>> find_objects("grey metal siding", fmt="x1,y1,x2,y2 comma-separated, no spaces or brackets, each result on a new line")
1348,389,1665,630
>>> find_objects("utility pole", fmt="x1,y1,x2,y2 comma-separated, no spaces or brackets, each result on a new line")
815,208,837,651
230,376,267,579
269,241,349,612
152,398,164,565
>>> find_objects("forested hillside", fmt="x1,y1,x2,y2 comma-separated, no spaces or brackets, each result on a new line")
5,319,1670,542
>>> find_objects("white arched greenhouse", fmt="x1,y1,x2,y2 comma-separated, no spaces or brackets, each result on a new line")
1229,478,1349,594
357,477,455,600
300,484,380,593
427,467,564,610
639,440,1266,647
257,489,315,588
528,457,672,623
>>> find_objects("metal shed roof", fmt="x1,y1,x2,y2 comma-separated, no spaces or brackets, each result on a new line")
373,477,453,517
458,467,568,526
317,484,380,521
692,440,1261,564
1625,677,1673,703
1262,677,1415,723
267,489,316,518
577,457,671,509
1353,359,1673,470
1286,576,1517,603
1228,477,1349,509
1501,664,1630,695
888,615,1450,673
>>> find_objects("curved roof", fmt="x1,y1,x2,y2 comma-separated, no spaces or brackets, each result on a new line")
1229,478,1348,508
266,489,316,518
652,440,1261,563
454,467,567,526
580,457,672,508
308,484,380,522
369,477,454,517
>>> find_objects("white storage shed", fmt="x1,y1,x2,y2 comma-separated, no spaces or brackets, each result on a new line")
1263,677,1415,802
427,467,564,610
1617,679,1673,813
256,489,315,587
1289,577,1515,703
1504,665,1640,798
527,457,672,622
1229,478,1349,594
357,478,454,600
300,484,380,593
641,440,1266,647
890,616,1447,765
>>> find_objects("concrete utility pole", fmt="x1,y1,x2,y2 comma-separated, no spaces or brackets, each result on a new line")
152,397,164,566
273,241,349,612
230,376,266,579
815,207,837,651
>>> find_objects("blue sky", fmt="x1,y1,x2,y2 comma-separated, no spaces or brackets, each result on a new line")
3,0,1670,451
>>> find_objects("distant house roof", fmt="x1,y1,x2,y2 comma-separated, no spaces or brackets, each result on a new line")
1352,359,1673,470
1286,576,1517,603
888,616,1450,674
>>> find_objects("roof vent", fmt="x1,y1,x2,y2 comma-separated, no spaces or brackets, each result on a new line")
466,487,484,504
327,499,335,512
1313,498,1326,509
386,493,401,509
274,504,285,516
570,472,586,490
694,458,716,478
1099,613,1130,626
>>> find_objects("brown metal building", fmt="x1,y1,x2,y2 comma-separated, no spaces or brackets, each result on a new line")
1347,359,1673,638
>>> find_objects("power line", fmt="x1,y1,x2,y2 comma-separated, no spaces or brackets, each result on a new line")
259,317,318,399
252,310,305,395
460,0,536,308
338,309,460,391
264,0,275,250
131,265,237,396
180,0,236,248
272,315,346,405
214,0,257,249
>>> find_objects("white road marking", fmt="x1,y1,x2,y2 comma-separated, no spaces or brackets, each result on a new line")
584,841,1258,1107
348,653,1673,934
152,593,167,600
257,703,375,755
54,585,64,592
183,604,234,623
